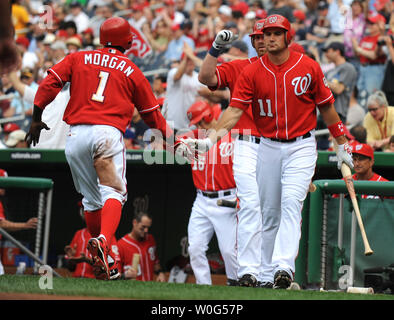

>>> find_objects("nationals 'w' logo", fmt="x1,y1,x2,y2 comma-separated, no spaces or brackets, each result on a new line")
291,73,312,96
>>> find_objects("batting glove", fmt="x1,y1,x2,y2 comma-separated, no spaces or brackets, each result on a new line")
174,139,197,162
336,142,354,170
183,137,214,155
212,30,238,51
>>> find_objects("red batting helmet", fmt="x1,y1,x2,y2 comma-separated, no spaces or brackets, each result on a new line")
262,14,293,45
187,101,214,126
100,17,133,50
249,19,265,38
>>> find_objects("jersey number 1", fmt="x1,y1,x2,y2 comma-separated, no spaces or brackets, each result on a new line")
92,71,109,102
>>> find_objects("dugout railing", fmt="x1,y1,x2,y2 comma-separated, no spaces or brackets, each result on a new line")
0,176,61,277
295,180,394,289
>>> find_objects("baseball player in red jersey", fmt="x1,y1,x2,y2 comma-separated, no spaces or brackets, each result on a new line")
117,212,166,282
198,20,267,287
181,15,354,289
25,17,183,280
182,100,238,286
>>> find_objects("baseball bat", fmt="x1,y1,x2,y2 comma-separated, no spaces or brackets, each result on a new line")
217,199,237,208
132,253,140,271
333,140,373,256
341,163,373,256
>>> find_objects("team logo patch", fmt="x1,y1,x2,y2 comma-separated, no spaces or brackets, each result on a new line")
256,22,264,30
291,73,312,96
268,16,278,24
355,144,363,151
323,76,329,87
187,112,193,120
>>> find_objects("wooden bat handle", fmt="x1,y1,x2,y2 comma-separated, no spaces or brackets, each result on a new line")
132,253,140,271
341,163,374,256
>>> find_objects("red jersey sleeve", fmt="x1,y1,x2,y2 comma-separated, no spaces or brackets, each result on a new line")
130,69,160,114
311,62,335,106
48,54,73,84
230,65,254,111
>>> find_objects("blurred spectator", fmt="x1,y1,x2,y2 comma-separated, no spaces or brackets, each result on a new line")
323,42,357,123
88,5,113,38
11,0,30,37
1,74,15,95
306,1,331,49
242,11,258,58
129,3,148,30
347,87,366,127
176,0,190,19
218,5,233,25
5,129,28,148
129,109,150,148
229,0,249,17
142,18,171,53
0,168,38,275
162,44,203,133
65,1,90,33
3,68,38,129
293,9,308,42
152,74,167,99
381,12,394,106
164,22,195,62
117,211,166,282
66,37,83,53
384,135,394,152
81,28,95,48
268,0,295,22
1,123,20,147
343,0,366,71
350,124,367,143
303,0,320,29
363,91,394,151
15,37,39,70
327,0,353,42
352,13,387,108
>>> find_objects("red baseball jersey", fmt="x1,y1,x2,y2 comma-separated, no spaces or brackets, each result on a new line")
353,173,389,199
67,228,120,279
209,57,260,137
358,35,386,65
117,233,159,281
231,51,335,140
190,131,236,191
35,48,160,133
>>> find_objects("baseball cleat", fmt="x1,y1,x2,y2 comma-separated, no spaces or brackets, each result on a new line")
227,279,239,286
258,281,274,289
87,237,110,280
108,254,121,280
238,274,258,287
273,270,292,289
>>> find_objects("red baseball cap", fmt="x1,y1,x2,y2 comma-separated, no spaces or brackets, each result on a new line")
0,169,8,177
3,123,20,133
16,36,30,49
351,143,374,159
293,10,306,22
367,12,386,24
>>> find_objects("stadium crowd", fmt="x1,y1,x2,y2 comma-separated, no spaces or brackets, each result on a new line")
0,0,393,152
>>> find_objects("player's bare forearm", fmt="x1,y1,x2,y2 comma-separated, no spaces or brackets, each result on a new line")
208,106,243,143
318,103,347,144
173,58,187,82
198,53,219,87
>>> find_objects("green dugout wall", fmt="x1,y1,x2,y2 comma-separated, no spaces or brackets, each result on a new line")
1,149,393,276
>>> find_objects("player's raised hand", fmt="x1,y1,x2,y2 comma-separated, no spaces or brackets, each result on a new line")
212,30,238,51
174,139,198,162
336,142,354,170
183,137,213,156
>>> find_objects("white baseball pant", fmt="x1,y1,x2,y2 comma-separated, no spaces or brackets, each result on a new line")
232,136,262,280
257,132,317,283
188,189,238,285
65,125,128,212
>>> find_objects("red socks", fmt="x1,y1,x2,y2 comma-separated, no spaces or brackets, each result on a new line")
84,209,101,237
99,199,122,244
